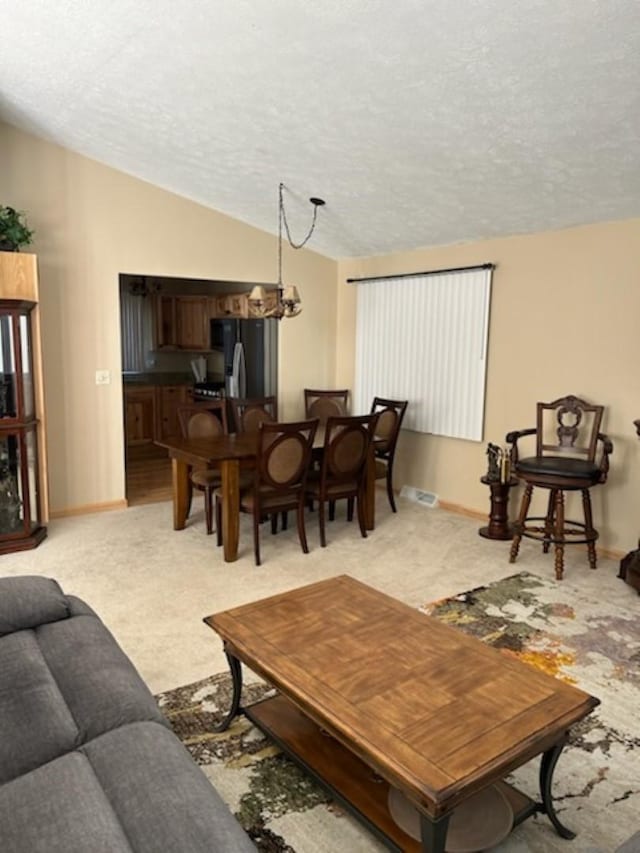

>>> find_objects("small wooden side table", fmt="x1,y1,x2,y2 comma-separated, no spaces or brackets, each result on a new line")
479,475,519,540
619,545,640,595
618,419,640,594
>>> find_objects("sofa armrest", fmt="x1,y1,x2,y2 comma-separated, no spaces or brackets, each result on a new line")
0,576,70,636
66,595,99,619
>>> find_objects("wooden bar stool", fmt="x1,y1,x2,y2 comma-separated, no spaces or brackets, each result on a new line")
506,395,613,580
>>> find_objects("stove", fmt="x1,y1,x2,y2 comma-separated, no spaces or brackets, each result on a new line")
192,381,225,400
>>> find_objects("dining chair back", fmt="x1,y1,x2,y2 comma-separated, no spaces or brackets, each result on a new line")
307,413,378,547
230,396,278,433
177,401,228,535
370,397,409,513
304,388,349,424
178,401,228,439
240,418,319,565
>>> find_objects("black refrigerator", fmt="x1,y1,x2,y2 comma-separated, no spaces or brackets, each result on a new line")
211,317,277,399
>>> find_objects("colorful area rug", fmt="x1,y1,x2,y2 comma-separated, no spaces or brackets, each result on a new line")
156,572,640,852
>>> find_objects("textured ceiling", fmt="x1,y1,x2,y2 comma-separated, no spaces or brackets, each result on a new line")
2,1,639,259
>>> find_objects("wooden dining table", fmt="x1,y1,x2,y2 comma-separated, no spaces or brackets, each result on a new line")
155,428,378,563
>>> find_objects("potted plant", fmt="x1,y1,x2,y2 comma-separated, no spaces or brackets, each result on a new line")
0,206,34,252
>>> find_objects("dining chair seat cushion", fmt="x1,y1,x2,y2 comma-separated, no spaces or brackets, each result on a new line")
306,479,359,498
211,472,255,499
190,469,222,488
240,487,299,513
516,455,600,483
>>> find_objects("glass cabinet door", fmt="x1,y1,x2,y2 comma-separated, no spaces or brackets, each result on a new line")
0,313,16,419
0,432,23,534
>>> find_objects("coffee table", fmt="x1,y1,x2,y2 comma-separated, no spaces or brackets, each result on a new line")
204,575,599,851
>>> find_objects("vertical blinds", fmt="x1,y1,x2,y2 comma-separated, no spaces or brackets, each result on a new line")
120,288,153,373
353,265,493,441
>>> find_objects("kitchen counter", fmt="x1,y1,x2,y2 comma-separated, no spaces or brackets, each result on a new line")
122,372,193,386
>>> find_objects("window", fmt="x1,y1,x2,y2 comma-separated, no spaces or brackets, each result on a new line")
352,264,493,441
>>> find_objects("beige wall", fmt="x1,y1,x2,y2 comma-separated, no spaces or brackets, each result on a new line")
338,218,640,554
3,119,639,555
0,121,338,512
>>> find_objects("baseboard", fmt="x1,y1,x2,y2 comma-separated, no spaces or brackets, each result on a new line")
437,499,626,561
438,499,486,521
49,500,127,519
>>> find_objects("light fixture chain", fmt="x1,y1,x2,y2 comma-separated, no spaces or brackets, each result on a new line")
279,182,319,250
249,182,323,320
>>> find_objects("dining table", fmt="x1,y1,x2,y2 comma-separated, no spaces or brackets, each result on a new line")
155,428,379,563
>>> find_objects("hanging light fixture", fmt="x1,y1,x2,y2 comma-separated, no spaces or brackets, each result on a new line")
128,276,161,298
248,182,325,319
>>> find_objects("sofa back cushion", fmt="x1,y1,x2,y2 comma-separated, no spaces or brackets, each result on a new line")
0,576,169,786
0,630,79,785
0,576,69,635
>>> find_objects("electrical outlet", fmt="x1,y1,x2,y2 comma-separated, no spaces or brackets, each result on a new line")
95,369,111,385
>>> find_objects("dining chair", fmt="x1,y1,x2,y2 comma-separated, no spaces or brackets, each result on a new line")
370,397,409,513
223,419,318,566
177,401,228,535
304,389,349,424
506,394,613,580
306,413,379,547
230,396,278,433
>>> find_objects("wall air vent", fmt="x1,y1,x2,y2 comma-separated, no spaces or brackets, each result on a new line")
399,486,439,508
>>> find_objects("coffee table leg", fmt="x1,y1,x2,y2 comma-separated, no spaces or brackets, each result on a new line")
539,740,576,839
420,813,450,852
213,650,243,732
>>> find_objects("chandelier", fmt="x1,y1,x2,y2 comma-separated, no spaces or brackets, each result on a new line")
248,183,325,319
128,276,161,298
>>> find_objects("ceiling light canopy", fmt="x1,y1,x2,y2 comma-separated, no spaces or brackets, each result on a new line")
249,183,325,320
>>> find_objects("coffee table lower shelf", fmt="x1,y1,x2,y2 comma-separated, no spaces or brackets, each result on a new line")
244,693,535,852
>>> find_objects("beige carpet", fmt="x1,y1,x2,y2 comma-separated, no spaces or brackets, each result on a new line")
1,493,634,695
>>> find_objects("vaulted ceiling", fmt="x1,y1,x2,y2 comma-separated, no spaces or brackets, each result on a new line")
2,1,639,258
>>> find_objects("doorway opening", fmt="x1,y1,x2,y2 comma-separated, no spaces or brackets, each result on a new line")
120,273,277,506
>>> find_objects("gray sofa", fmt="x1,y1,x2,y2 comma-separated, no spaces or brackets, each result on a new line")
0,575,255,853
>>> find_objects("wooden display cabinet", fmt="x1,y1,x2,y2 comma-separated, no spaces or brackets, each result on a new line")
0,254,48,553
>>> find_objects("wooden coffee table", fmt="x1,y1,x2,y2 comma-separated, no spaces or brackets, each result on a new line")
204,575,599,851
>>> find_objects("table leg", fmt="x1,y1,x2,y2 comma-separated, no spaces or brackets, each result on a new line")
364,445,376,531
213,649,243,732
221,458,240,562
539,740,576,839
171,457,189,530
420,813,450,852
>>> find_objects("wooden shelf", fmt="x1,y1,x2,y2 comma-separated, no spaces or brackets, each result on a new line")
245,694,534,852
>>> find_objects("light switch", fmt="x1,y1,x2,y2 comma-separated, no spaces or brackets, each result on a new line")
95,369,111,385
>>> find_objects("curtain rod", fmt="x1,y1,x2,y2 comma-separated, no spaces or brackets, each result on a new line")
346,262,495,284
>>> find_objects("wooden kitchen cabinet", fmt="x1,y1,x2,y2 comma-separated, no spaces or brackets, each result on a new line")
176,296,209,349
157,385,189,439
215,293,249,318
155,295,177,349
155,295,210,350
124,386,156,445
207,297,219,320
